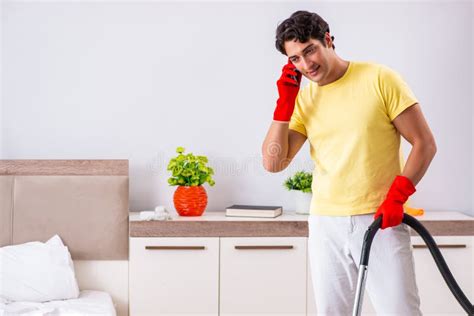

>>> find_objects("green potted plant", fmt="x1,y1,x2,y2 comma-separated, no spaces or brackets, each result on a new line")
284,170,313,214
167,146,215,216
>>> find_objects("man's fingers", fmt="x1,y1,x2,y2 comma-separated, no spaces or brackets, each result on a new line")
282,63,297,72
279,79,299,87
284,69,298,77
279,75,299,84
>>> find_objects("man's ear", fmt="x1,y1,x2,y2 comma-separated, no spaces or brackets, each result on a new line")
325,32,332,47
325,32,335,49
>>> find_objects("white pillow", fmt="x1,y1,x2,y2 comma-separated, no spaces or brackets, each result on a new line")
0,234,80,302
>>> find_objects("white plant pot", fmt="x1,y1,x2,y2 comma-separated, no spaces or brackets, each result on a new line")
294,190,312,215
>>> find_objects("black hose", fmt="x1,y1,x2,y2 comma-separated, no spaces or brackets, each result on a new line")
360,214,474,315
360,216,382,266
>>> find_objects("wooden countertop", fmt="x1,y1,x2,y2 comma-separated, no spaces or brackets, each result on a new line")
129,211,474,237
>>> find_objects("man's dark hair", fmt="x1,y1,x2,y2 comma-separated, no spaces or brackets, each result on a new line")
275,10,335,55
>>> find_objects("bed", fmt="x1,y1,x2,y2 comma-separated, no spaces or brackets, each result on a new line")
0,291,116,316
0,160,129,316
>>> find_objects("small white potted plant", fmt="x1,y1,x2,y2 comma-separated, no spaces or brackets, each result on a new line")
284,171,313,215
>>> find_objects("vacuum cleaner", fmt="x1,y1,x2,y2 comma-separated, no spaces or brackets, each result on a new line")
352,214,474,316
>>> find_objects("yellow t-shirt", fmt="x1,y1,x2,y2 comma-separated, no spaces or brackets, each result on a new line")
289,61,418,216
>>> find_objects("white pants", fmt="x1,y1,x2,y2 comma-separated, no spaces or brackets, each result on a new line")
308,214,422,316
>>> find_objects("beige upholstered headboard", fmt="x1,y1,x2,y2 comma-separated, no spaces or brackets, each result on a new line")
0,160,129,259
0,160,130,316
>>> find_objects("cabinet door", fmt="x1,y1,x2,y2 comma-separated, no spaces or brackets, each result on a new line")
220,237,307,315
412,236,473,315
129,237,219,316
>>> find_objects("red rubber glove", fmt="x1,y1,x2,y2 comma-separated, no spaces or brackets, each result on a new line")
374,175,416,229
273,59,302,122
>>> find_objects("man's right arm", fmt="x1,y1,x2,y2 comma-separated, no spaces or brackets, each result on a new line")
262,60,306,173
262,121,307,173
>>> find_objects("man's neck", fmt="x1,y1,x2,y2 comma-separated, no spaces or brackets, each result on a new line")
318,57,350,86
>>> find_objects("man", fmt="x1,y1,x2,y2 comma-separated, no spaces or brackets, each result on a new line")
262,10,437,315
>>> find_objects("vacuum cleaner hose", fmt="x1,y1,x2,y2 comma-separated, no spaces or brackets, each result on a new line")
360,214,474,315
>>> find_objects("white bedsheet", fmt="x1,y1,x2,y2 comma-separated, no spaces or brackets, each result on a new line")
0,290,116,316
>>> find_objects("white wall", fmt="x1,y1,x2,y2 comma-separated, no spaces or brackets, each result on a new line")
2,1,472,216
0,1,3,159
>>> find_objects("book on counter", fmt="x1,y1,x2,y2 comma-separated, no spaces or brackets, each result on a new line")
225,205,283,218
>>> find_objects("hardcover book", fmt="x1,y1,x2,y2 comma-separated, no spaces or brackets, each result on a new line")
225,205,283,218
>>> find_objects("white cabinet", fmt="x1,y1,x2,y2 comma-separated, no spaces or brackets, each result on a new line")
219,237,307,315
412,236,473,315
129,237,219,316
129,235,473,316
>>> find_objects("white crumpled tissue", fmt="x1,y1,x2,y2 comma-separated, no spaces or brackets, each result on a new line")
139,206,172,221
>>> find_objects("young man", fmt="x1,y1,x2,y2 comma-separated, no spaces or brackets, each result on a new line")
262,10,437,315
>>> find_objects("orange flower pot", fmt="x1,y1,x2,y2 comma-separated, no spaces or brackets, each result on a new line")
173,185,208,216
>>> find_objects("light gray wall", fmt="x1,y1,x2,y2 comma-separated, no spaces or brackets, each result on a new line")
0,1,3,159
2,1,473,216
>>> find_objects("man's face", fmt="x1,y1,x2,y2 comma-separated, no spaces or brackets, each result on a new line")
284,36,332,84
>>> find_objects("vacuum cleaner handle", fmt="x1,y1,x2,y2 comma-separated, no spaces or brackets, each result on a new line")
359,214,473,315
359,216,382,266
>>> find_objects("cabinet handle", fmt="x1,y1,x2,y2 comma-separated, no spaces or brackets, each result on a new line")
412,244,466,249
145,246,206,250
234,245,294,250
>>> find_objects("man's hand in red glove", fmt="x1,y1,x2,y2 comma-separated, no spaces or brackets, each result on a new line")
374,175,416,229
273,59,302,122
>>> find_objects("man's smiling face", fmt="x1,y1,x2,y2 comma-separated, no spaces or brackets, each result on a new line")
284,34,334,85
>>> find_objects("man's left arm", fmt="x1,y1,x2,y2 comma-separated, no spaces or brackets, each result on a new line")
375,103,437,229
392,103,437,185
